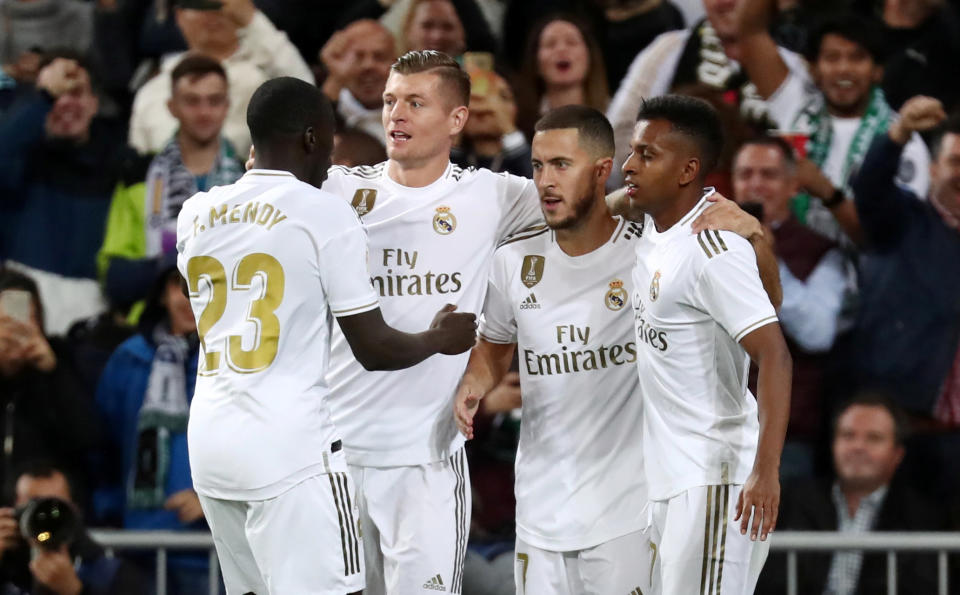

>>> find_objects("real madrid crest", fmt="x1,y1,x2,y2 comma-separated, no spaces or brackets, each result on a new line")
649,271,661,301
605,279,627,311
351,189,377,216
432,206,457,235
521,255,544,288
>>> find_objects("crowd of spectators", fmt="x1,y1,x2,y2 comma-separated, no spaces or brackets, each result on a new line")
0,0,958,592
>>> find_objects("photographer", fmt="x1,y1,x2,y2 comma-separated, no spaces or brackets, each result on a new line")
0,461,146,595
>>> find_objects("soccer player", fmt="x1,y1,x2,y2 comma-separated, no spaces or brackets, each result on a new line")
320,51,543,594
454,105,653,594
174,77,477,595
622,94,792,595
453,105,782,594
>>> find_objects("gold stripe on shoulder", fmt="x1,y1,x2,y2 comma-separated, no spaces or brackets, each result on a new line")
497,225,550,249
704,230,722,255
712,230,729,252
697,232,714,259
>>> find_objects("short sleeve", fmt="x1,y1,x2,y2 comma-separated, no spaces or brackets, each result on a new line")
317,210,380,317
495,174,544,243
691,232,778,343
478,252,517,344
765,63,817,132
897,131,932,199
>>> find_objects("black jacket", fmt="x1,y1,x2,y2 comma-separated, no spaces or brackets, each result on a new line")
756,476,948,594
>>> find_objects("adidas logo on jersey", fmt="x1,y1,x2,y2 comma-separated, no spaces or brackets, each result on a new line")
423,574,446,591
519,293,541,310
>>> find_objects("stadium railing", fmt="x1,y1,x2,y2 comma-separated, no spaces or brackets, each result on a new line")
89,530,960,595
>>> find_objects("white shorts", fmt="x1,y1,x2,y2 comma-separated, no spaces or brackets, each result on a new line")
514,528,657,595
350,448,470,595
198,472,365,595
649,484,769,595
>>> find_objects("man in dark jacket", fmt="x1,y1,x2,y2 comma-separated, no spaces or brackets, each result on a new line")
0,269,101,505
758,394,948,594
0,52,132,335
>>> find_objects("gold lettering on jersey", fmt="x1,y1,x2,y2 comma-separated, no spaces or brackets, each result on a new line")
521,255,544,288
209,204,228,227
351,189,377,216
523,342,637,376
242,202,259,222
382,248,418,269
649,271,661,302
432,206,457,235
634,301,669,352
556,324,590,345
605,279,628,311
195,201,288,237
371,248,463,297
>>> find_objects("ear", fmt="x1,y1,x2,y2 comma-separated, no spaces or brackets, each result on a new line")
303,126,317,154
678,157,700,186
449,105,469,136
595,157,613,184
872,63,884,85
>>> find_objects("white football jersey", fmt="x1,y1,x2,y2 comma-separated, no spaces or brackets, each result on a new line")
480,219,648,552
175,169,379,500
322,162,542,466
631,192,778,501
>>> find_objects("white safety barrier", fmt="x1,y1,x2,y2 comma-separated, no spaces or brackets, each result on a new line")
88,530,960,595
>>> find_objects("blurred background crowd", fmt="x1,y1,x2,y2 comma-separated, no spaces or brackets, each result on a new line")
0,0,958,592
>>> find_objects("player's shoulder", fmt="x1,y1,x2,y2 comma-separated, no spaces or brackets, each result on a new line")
495,224,550,253
688,228,753,265
326,162,387,186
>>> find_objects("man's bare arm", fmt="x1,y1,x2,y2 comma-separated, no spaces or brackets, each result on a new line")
454,339,516,439
737,322,792,541
735,0,790,99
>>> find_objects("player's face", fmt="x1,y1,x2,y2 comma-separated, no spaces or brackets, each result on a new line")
382,70,465,167
168,73,229,146
930,133,960,217
732,144,797,225
833,405,904,491
814,34,880,116
532,128,601,230
621,119,694,218
405,0,466,57
537,20,589,89
344,25,396,109
45,69,98,140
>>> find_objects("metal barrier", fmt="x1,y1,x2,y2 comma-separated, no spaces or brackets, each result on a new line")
770,531,960,595
90,530,218,595
88,529,960,595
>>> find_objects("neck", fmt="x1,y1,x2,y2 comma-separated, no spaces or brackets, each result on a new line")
841,482,883,517
544,85,586,110
828,90,873,118
200,40,239,63
177,132,220,175
651,185,703,232
555,197,618,257
387,154,449,188
253,149,309,182
721,38,740,61
470,137,503,158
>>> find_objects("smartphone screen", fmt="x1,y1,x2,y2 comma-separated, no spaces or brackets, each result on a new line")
0,290,31,324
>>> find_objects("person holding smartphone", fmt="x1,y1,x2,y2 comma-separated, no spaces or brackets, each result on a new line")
0,269,101,508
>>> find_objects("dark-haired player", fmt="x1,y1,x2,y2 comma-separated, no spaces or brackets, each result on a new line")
623,95,792,594
175,76,476,594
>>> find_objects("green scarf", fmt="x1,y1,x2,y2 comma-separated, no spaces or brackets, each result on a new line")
790,86,893,224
